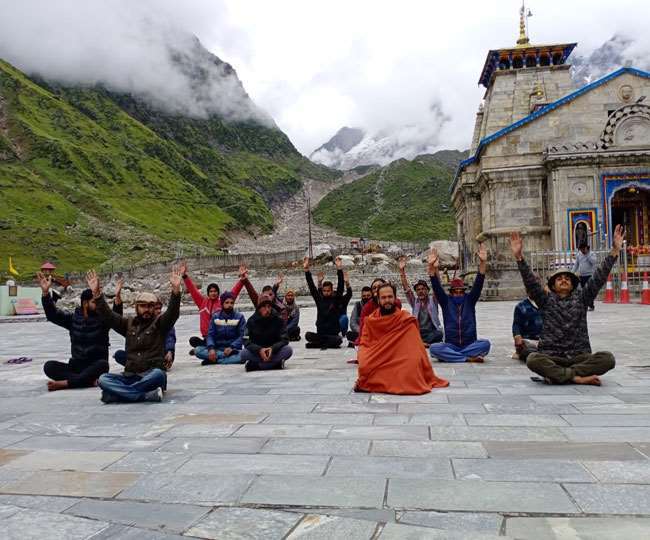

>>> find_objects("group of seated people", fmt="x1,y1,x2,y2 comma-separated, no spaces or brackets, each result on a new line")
37,224,624,400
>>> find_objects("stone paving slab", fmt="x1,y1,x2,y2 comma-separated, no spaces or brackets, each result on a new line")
483,441,647,460
3,304,650,536
241,475,386,508
286,514,377,539
186,507,300,539
0,470,140,498
327,456,453,479
378,522,508,540
565,483,650,514
64,499,209,534
387,478,579,513
505,516,650,540
452,458,595,482
116,473,253,505
1,508,110,540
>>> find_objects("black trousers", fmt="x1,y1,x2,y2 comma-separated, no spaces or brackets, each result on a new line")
305,332,342,349
44,359,109,388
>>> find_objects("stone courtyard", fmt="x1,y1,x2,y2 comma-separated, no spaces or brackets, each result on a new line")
0,301,650,539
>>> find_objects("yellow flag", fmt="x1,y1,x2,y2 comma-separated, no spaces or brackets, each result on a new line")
8,257,20,277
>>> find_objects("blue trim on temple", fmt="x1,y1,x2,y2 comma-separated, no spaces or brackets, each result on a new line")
451,67,650,194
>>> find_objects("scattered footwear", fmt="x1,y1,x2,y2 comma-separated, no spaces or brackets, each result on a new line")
5,357,32,365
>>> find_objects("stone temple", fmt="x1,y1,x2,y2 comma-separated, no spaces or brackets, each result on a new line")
452,8,650,297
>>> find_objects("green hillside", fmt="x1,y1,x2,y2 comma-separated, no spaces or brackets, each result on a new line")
314,153,464,242
0,59,335,275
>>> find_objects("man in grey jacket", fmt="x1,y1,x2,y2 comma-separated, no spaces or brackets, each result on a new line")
573,242,597,310
510,225,624,386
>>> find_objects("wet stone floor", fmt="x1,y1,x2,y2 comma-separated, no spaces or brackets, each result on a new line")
0,301,649,539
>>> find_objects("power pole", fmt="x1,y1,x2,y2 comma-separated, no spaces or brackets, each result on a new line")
307,187,314,259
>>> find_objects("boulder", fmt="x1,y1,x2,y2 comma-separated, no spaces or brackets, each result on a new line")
386,245,404,257
369,253,392,265
407,257,424,266
337,255,356,267
308,244,333,261
425,240,459,268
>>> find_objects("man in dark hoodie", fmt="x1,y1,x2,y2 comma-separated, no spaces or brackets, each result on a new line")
346,286,372,346
37,272,113,391
303,256,345,349
510,227,622,385
428,244,491,363
241,298,293,371
88,268,181,403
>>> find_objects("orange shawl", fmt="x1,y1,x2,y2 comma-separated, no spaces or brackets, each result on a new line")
356,308,449,395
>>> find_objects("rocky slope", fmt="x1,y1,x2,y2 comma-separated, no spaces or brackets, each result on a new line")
0,39,336,275
313,152,467,242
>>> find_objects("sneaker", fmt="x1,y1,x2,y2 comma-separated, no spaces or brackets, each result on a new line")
189,337,203,348
144,387,163,402
189,349,196,356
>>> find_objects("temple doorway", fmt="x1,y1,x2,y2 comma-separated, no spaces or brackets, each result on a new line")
611,186,650,247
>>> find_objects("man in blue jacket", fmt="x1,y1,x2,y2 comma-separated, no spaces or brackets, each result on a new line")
199,291,246,365
512,290,543,361
428,244,491,363
38,271,113,391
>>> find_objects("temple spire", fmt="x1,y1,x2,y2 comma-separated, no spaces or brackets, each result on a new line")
516,1,530,47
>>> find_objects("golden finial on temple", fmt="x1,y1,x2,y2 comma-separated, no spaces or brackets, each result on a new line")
516,1,532,46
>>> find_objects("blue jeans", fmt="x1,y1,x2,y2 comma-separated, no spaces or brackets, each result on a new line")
196,346,243,365
241,345,293,371
429,340,491,363
339,314,349,334
98,369,167,402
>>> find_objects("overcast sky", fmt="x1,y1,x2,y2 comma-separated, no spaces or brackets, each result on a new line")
1,0,648,155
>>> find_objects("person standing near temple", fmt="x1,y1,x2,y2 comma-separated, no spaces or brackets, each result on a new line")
573,242,597,311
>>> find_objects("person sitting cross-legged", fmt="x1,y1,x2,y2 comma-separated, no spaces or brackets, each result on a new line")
398,256,443,346
195,292,246,365
303,256,344,349
180,261,244,350
510,227,622,386
512,285,543,362
428,244,491,363
355,283,449,394
89,268,181,403
37,272,113,391
241,299,293,372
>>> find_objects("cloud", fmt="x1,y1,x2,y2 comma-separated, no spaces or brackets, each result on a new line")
0,0,270,124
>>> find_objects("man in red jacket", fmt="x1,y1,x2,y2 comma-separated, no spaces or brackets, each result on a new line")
179,261,245,350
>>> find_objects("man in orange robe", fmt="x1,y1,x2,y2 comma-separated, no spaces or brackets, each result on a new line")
355,283,449,395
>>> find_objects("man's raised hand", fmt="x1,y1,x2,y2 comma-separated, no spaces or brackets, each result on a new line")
86,270,100,296
335,256,343,270
427,249,440,276
477,242,488,263
170,266,182,294
275,273,284,287
36,271,52,295
238,264,248,281
509,231,524,261
303,256,310,272
178,261,188,276
398,256,407,273
612,224,626,252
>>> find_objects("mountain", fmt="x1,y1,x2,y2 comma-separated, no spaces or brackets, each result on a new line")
313,151,467,242
0,42,335,273
572,34,650,85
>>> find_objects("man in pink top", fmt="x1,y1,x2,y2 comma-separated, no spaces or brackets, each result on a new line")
179,261,245,350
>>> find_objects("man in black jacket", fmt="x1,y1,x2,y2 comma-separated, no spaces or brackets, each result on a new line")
510,225,623,386
304,256,344,349
241,299,293,371
38,272,113,391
